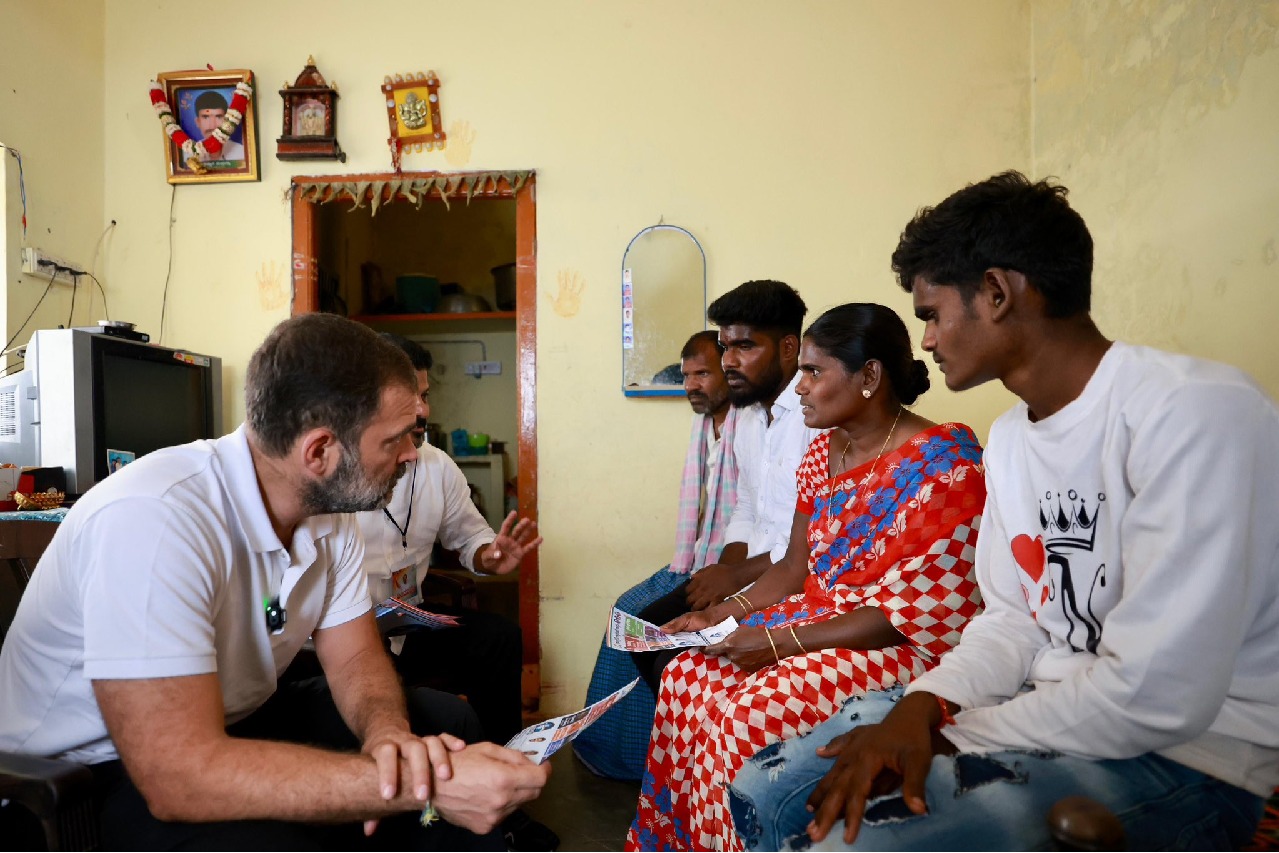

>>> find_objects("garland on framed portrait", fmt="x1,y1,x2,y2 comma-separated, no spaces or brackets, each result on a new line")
149,69,260,185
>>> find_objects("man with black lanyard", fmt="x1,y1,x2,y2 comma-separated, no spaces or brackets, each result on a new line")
355,335,555,850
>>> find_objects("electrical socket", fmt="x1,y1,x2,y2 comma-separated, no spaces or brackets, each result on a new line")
464,361,502,377
20,247,84,284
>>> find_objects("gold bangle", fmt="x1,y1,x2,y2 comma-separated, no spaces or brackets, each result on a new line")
731,593,751,617
789,625,808,655
738,591,756,611
764,626,781,665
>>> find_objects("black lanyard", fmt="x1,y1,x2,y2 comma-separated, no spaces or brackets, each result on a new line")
381,462,418,550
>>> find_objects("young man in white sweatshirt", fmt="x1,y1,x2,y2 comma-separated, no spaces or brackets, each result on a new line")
727,171,1279,850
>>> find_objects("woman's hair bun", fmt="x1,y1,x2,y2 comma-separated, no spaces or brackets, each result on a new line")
900,358,931,405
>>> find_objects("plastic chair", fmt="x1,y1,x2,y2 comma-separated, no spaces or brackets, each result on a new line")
0,753,97,850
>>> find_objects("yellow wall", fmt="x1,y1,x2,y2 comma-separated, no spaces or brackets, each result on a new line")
1032,0,1279,394
7,0,1268,715
0,0,107,366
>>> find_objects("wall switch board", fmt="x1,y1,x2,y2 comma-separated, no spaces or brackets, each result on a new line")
20,247,83,284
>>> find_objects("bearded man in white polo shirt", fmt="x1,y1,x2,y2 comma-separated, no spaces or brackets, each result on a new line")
0,314,548,850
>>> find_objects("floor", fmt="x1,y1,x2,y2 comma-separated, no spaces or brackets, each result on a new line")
521,749,640,851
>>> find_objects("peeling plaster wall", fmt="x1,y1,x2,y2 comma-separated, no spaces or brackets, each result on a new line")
1032,0,1279,394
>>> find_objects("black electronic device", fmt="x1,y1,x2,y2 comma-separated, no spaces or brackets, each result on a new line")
0,328,222,493
264,596,287,634
71,320,150,343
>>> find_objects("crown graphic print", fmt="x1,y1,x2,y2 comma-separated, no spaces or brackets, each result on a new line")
1012,489,1110,653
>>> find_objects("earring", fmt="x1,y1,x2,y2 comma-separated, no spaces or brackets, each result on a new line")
862,389,872,399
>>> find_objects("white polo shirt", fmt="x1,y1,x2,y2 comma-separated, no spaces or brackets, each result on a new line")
355,443,494,601
0,425,370,764
722,372,825,563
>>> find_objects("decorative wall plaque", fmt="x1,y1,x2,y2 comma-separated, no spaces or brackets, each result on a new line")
382,70,446,172
277,57,345,161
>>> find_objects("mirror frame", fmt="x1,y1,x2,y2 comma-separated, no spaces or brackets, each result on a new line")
621,223,707,398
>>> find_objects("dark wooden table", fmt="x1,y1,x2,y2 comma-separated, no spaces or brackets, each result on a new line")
0,513,63,634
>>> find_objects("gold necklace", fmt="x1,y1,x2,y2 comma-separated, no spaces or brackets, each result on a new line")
826,407,904,525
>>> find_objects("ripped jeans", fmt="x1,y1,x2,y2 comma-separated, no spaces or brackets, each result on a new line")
728,688,1263,851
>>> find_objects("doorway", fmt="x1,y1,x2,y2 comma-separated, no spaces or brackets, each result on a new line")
289,171,540,708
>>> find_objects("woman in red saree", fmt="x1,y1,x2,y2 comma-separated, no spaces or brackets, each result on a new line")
626,304,987,851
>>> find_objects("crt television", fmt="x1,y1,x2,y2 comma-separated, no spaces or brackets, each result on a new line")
0,328,223,494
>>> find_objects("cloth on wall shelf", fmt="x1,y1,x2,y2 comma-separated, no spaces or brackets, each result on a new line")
292,171,533,214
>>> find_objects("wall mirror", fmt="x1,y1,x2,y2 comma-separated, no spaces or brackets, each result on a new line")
621,224,707,397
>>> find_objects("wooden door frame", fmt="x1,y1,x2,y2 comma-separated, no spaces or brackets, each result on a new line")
289,171,541,686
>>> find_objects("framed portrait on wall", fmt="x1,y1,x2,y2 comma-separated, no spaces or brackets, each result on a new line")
152,69,260,184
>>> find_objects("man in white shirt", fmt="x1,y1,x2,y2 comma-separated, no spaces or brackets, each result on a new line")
682,279,823,613
357,335,541,749
358,335,555,851
628,282,822,701
575,330,738,780
729,172,1279,850
0,315,548,849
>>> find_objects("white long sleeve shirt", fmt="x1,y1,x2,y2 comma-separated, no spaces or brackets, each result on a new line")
722,372,825,563
908,343,1279,796
355,443,494,601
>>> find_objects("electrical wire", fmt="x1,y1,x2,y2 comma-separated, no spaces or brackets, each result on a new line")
159,184,176,344
2,267,57,354
82,271,111,322
0,143,28,240
86,219,117,321
0,358,24,380
66,270,78,328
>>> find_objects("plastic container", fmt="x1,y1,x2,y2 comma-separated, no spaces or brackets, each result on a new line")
450,428,471,456
468,432,490,453
395,274,440,314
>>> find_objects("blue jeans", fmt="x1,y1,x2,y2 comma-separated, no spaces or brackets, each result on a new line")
728,688,1263,851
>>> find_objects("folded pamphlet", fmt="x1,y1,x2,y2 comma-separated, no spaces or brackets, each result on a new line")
505,678,640,764
374,597,461,632
605,606,737,652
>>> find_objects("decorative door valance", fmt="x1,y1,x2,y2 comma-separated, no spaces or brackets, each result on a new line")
291,170,532,214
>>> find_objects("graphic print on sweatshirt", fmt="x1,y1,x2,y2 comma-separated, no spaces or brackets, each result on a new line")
1011,489,1109,653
